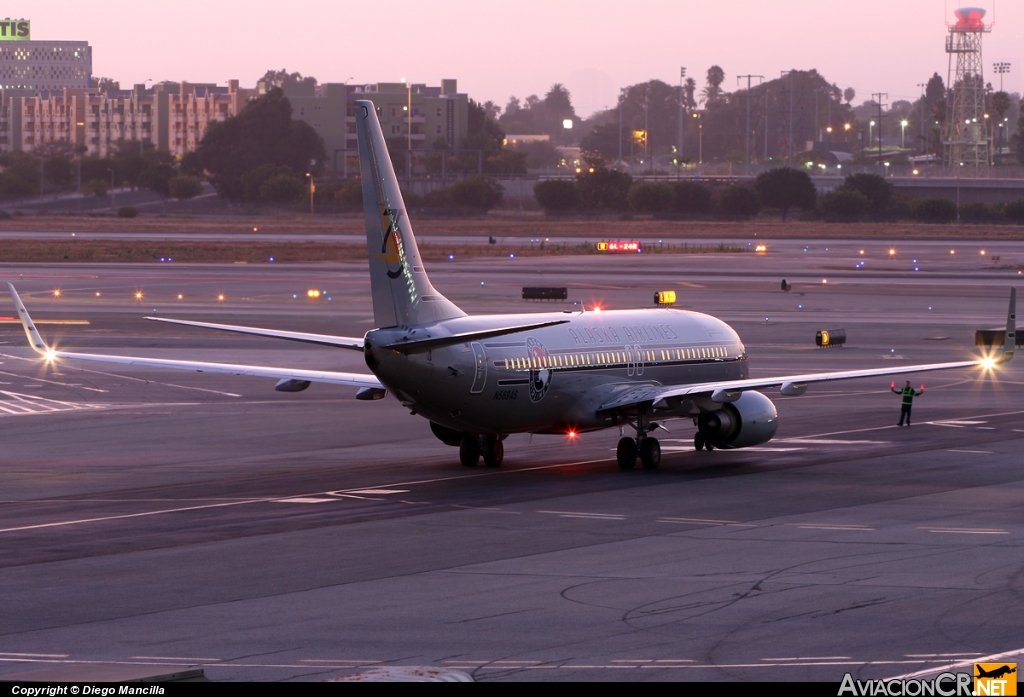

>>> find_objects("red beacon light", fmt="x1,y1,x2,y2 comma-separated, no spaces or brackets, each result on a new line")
952,7,987,32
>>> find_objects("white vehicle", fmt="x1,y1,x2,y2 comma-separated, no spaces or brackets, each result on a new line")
8,100,1016,470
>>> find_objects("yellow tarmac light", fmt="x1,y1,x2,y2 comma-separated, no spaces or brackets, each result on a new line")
307,289,321,299
755,244,767,253
135,292,143,300
177,294,183,300
218,294,225,302
889,248,896,257
52,289,60,298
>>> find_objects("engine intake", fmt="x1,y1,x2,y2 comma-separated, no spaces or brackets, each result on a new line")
698,390,778,448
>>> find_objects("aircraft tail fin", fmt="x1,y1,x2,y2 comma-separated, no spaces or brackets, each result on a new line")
354,100,466,328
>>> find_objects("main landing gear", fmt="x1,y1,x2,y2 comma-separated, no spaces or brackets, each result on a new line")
460,435,504,468
616,408,661,471
693,432,714,451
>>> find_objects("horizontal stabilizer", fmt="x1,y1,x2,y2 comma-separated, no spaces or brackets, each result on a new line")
145,317,364,351
382,319,570,354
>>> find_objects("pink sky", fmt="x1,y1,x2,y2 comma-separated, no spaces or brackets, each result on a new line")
16,0,1024,118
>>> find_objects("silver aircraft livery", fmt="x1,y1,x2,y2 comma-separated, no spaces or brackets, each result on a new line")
7,100,1018,470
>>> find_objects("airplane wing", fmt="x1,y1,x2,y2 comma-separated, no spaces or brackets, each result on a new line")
600,288,1015,412
7,284,382,390
598,358,988,411
145,316,365,350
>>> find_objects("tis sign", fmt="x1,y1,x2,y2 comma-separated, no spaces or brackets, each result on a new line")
0,20,29,40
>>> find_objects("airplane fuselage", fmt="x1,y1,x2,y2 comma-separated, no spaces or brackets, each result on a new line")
365,308,748,435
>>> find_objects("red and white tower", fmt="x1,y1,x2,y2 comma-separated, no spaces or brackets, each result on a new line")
944,7,991,174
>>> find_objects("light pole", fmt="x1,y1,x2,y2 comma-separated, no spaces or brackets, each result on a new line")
900,120,908,149
306,170,315,215
738,74,764,174
869,121,875,153
401,78,412,184
107,168,115,208
993,62,1011,92
678,67,685,171
692,112,703,166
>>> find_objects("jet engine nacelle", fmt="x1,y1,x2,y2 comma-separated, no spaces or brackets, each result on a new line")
698,390,778,448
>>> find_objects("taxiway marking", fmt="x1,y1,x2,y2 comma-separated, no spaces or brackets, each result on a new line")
889,646,1024,680
0,370,107,392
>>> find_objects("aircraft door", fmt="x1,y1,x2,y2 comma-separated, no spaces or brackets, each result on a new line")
470,342,487,394
634,343,644,376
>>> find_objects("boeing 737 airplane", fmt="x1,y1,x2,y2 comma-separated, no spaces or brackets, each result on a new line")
7,99,1018,470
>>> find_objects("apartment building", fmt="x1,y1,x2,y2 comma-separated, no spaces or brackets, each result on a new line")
1,77,469,174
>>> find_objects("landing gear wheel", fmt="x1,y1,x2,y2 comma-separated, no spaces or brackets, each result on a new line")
694,432,705,452
616,437,637,470
482,436,504,467
639,437,661,470
704,440,715,451
459,436,480,467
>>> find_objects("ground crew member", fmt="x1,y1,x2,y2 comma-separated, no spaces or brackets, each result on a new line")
892,380,923,426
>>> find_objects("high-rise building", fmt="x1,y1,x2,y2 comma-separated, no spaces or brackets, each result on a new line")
0,19,91,91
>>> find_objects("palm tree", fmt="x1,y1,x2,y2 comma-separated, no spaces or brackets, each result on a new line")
684,78,697,110
703,66,725,104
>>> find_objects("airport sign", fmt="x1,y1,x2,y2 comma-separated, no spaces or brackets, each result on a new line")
0,19,29,40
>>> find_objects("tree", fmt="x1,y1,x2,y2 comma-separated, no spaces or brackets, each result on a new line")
672,182,713,214
94,77,120,92
912,197,957,223
485,150,528,176
844,87,856,105
575,156,632,212
260,69,317,91
169,175,203,200
197,88,325,200
842,173,892,213
447,176,504,210
684,78,697,110
43,156,73,189
139,162,175,198
579,121,624,162
704,66,725,104
464,99,505,159
1014,100,1024,165
533,179,579,213
754,167,816,220
627,182,674,213
259,173,305,203
180,151,205,177
818,190,869,221
717,185,760,217
991,91,1012,153
925,73,945,106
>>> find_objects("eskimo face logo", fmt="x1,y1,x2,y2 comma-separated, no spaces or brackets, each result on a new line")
372,207,405,279
526,337,551,402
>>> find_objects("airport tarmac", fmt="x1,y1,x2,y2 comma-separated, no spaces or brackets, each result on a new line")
0,245,1022,682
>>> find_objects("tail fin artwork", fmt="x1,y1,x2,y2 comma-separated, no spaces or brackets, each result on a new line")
355,99,466,329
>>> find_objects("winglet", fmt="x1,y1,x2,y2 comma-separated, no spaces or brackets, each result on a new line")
1001,287,1016,363
6,283,51,356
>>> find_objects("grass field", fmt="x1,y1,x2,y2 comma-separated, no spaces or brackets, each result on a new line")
0,239,746,263
2,213,1024,240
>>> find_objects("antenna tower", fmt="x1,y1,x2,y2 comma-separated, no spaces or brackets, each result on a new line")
944,7,991,174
